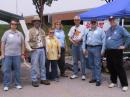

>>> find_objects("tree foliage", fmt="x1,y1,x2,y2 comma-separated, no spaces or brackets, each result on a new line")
32,0,58,27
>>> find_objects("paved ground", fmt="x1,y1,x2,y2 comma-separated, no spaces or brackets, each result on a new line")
0,63,130,97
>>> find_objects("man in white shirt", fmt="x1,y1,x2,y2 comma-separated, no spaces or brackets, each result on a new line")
68,15,86,80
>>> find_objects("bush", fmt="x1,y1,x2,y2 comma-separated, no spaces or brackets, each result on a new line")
0,24,9,38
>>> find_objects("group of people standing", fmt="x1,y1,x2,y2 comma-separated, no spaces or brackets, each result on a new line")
1,15,130,92
68,15,130,91
1,16,67,91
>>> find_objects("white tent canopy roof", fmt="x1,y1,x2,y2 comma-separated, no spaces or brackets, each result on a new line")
44,0,106,15
0,0,106,16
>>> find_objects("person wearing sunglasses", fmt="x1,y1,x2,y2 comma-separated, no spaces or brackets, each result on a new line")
45,27,61,81
1,19,24,91
83,20,106,86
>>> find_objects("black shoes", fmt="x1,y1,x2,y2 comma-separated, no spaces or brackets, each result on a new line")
96,81,101,86
89,79,96,83
32,80,50,87
32,81,39,87
89,79,101,86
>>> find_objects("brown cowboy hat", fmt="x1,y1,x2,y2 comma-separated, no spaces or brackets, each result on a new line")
32,16,40,23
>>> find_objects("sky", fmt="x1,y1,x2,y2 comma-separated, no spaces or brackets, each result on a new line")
0,0,36,16
0,0,105,16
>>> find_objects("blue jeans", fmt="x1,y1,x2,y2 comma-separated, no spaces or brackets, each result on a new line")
31,48,46,81
84,57,91,69
3,56,21,87
72,44,86,75
87,46,102,81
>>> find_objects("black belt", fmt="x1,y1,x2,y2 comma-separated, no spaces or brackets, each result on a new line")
32,47,44,49
87,45,102,47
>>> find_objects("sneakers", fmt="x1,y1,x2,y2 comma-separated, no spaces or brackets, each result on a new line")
108,83,116,88
70,75,78,79
109,83,128,92
122,86,128,92
40,80,50,85
16,85,22,89
3,87,9,91
3,85,22,91
81,75,86,80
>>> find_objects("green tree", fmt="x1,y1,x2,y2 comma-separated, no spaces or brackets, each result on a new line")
32,0,58,27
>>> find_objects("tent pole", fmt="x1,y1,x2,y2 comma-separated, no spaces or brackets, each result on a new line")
121,19,124,27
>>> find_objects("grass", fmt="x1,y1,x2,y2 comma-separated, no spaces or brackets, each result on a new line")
63,25,72,47
126,27,130,32
0,24,25,38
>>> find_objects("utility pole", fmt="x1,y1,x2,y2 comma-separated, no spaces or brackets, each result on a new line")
16,0,18,14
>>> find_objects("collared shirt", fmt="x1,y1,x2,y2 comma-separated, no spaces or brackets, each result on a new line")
45,36,61,60
1,29,24,56
82,29,89,50
106,25,130,49
54,29,65,48
83,27,106,53
68,25,85,41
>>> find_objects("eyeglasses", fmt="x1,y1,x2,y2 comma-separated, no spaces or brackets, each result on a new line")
11,23,17,25
109,19,115,21
74,19,80,21
56,23,61,25
91,22,96,24
50,32,54,34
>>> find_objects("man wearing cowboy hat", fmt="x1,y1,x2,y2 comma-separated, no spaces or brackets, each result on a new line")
26,16,50,87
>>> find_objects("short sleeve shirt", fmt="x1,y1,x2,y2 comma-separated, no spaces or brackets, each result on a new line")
1,30,24,56
68,25,85,41
54,29,65,48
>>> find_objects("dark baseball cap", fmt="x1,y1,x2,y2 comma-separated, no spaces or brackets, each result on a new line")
109,16,115,20
90,20,97,24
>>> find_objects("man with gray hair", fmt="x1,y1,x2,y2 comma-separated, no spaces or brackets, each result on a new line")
68,15,87,80
106,16,130,91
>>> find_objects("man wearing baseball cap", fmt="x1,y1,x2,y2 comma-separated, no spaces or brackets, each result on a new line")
82,19,106,86
106,16,130,91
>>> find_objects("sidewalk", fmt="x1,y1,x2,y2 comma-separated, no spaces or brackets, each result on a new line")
0,64,130,97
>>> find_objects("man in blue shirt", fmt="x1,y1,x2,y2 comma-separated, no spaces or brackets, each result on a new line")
106,16,130,91
83,20,106,86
